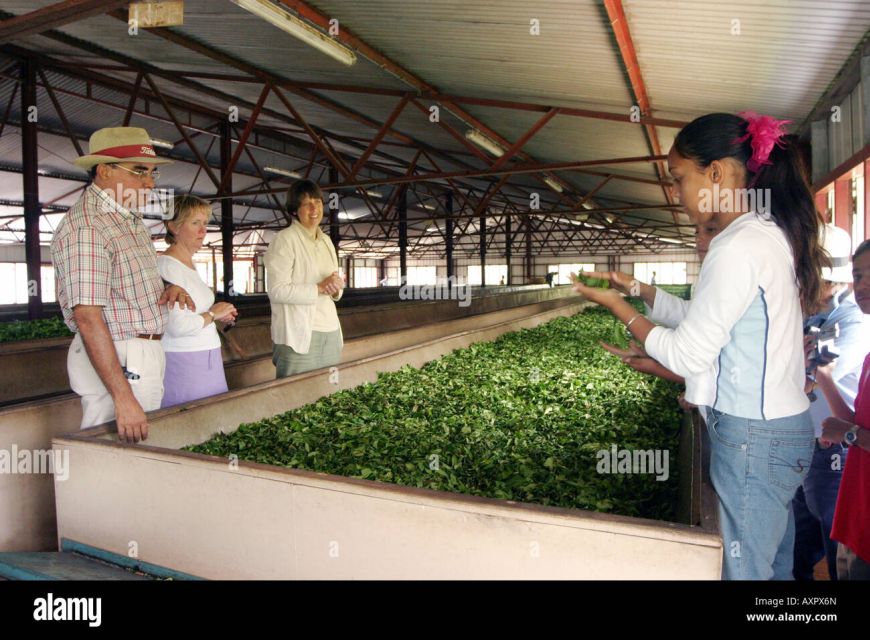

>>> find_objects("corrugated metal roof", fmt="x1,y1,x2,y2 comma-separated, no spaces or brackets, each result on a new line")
176,1,410,89
0,0,865,255
311,0,634,108
459,103,656,171
623,0,870,122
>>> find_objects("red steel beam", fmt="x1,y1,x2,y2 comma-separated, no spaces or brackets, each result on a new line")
17,48,494,214
270,85,351,179
107,10,418,147
286,203,679,225
122,71,143,126
604,0,650,115
12,44,432,200
489,108,559,172
36,65,84,156
471,175,510,219
230,154,668,197
409,98,490,164
143,67,689,129
428,93,687,129
275,1,584,199
5,15,680,245
0,1,130,44
143,73,221,188
577,175,614,208
407,99,564,210
0,80,18,140
102,9,617,217
603,0,677,218
348,94,411,179
218,82,271,192
380,149,422,234
236,128,288,219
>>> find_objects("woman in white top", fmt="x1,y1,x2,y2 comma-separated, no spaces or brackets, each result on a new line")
159,195,237,408
264,180,344,378
573,112,830,580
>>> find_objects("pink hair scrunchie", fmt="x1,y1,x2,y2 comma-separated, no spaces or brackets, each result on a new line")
735,111,792,173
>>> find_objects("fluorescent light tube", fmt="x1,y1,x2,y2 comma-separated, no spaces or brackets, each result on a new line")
465,129,505,157
543,177,563,193
231,0,357,66
149,138,174,150
265,166,302,179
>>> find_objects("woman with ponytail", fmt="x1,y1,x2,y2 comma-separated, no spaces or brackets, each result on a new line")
573,112,829,580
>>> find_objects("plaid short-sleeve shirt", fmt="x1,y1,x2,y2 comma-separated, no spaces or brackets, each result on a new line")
51,184,165,341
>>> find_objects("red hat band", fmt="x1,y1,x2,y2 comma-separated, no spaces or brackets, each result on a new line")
93,143,157,159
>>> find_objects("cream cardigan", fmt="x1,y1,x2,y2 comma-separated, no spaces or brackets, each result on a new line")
263,222,343,354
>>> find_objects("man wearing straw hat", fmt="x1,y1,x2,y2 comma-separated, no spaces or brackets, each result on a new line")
51,127,192,443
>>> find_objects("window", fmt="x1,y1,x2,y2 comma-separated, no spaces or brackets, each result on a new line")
547,263,594,285
41,265,56,303
404,266,437,285
211,259,254,295
353,266,378,288
0,263,56,304
467,264,508,285
633,262,687,285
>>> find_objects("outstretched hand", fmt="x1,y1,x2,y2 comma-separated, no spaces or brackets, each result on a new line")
584,271,641,296
599,339,647,360
571,278,624,307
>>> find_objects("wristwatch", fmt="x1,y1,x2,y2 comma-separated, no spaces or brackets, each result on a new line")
206,311,216,320
844,424,861,446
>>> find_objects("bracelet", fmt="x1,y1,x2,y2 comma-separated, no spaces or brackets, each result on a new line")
206,311,215,321
624,313,643,330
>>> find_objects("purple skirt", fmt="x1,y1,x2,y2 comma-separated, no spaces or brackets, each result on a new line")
161,347,229,409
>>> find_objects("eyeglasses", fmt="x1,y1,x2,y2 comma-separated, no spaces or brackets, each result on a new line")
112,164,160,181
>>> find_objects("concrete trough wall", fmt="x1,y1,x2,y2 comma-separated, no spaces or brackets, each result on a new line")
54,440,721,579
51,303,722,579
1,286,573,405
1,296,578,552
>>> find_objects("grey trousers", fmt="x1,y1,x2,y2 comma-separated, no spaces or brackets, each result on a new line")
273,329,342,378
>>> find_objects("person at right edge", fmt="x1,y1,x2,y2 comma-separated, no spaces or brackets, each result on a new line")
815,239,870,580
792,224,869,580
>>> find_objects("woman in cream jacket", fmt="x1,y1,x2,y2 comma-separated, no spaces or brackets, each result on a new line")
264,180,344,378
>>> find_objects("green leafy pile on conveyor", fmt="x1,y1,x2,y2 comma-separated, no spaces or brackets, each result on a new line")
0,317,72,343
188,308,682,521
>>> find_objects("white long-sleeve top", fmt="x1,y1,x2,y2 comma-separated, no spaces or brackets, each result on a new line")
263,221,343,354
644,211,809,420
157,254,221,353
645,288,717,408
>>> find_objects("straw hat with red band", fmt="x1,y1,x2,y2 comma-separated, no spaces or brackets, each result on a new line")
74,127,173,170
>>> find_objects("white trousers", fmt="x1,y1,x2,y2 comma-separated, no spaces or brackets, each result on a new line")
67,333,166,429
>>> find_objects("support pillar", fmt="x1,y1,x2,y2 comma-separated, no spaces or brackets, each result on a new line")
21,59,42,319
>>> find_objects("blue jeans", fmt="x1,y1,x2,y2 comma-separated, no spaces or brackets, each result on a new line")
706,408,814,580
792,442,847,580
